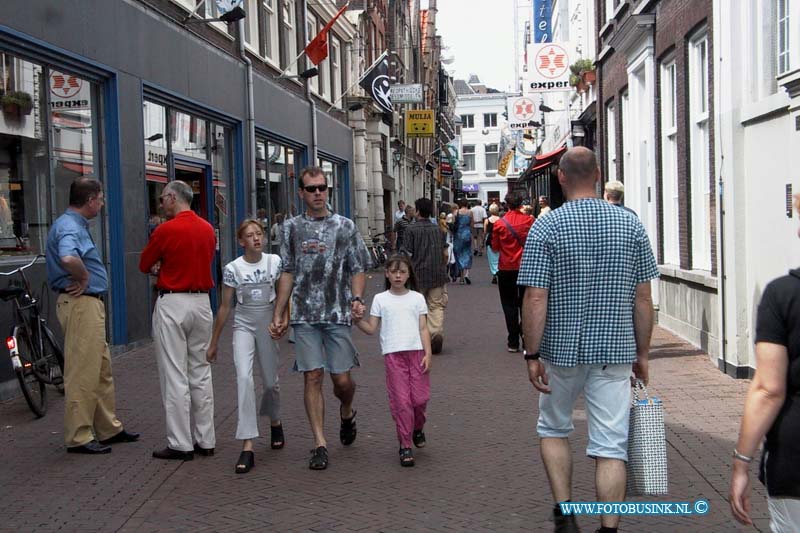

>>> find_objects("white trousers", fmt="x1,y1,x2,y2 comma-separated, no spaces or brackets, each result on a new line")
768,497,800,533
153,293,215,452
233,320,281,440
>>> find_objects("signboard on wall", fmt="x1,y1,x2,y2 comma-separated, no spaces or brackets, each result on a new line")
533,0,552,43
462,183,480,193
406,109,435,137
526,42,575,93
390,84,423,103
507,96,538,130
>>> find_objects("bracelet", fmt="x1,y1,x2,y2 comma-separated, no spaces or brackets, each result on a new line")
732,449,753,464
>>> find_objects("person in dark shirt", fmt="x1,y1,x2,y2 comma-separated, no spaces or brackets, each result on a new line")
393,204,416,252
731,196,800,528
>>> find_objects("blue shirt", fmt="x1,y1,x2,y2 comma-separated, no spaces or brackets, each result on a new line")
517,198,659,367
46,210,108,294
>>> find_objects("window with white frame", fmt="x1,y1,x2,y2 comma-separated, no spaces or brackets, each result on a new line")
689,30,712,271
483,113,497,128
606,102,616,181
484,144,499,171
319,28,330,100
463,145,476,171
282,0,297,75
777,0,790,74
606,0,617,21
306,12,321,94
262,0,279,64
331,36,342,105
660,60,679,265
243,0,259,51
620,91,631,191
460,114,474,129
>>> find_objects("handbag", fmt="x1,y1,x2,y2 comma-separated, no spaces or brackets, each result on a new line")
626,380,668,496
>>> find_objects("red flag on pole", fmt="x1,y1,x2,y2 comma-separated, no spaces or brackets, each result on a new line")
304,3,349,66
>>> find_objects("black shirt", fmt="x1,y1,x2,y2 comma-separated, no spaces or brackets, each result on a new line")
755,268,800,497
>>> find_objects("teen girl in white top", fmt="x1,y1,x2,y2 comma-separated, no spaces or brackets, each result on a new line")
207,219,288,474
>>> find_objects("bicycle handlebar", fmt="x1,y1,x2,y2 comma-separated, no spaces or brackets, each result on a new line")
0,255,45,277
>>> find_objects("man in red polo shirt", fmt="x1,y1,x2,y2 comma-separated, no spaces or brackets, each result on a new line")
140,180,217,461
492,192,534,353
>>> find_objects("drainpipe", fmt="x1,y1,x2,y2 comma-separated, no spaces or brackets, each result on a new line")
302,0,318,163
238,18,257,215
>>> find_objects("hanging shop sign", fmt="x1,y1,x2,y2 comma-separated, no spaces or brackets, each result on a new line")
507,96,538,130
526,42,575,93
533,0,553,43
440,160,453,176
406,109,435,138
462,183,480,193
390,84,424,103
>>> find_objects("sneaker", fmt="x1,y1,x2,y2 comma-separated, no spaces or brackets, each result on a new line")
507,346,520,353
308,446,328,470
553,513,580,533
431,334,443,354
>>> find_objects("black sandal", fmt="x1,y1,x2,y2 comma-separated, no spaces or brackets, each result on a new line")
235,451,254,474
399,447,415,467
308,446,328,470
340,408,357,446
412,429,426,448
270,424,285,450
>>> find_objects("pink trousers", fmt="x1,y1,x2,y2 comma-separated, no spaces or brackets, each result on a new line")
384,350,430,448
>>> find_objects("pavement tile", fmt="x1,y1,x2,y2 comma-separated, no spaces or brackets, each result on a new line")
0,257,771,531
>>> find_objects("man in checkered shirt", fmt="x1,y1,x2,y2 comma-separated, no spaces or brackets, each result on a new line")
518,147,658,533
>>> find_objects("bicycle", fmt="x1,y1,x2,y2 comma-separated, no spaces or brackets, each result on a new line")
368,232,388,268
1,255,65,417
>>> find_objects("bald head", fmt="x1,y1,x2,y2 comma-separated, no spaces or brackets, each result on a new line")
558,147,599,186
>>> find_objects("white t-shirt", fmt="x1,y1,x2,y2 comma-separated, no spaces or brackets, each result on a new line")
471,205,488,226
222,253,282,303
394,209,405,222
369,289,428,355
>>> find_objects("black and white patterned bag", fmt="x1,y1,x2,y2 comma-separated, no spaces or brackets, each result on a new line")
626,380,668,495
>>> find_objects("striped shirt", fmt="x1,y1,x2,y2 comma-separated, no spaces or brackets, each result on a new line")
517,198,659,367
402,219,448,290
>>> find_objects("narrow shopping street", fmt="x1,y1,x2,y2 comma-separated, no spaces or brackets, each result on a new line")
0,258,768,532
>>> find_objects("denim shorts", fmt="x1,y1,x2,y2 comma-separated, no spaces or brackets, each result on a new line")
536,361,632,461
292,323,360,374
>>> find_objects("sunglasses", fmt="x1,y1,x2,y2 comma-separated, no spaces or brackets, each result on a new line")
302,184,329,193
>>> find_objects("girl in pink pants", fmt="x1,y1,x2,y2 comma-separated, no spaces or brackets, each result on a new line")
354,255,432,467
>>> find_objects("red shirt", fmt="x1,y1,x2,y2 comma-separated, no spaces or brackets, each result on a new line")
494,210,534,271
139,211,216,291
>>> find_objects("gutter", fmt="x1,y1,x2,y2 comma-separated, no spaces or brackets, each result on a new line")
238,18,257,215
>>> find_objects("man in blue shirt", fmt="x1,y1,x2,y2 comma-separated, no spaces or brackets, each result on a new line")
518,148,658,533
46,177,138,454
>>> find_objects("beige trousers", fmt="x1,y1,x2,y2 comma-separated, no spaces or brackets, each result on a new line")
152,293,215,452
421,285,448,338
56,294,123,447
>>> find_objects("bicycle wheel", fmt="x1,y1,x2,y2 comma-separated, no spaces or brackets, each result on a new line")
13,327,47,417
41,324,65,391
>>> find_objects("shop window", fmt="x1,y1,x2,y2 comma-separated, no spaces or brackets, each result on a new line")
0,53,102,257
257,139,301,252
319,157,345,214
170,109,208,159
211,124,233,267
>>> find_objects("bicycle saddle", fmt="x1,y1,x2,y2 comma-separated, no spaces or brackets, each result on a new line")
0,286,25,301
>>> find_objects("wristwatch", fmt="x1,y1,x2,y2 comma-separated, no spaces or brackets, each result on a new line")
523,350,540,361
350,296,364,304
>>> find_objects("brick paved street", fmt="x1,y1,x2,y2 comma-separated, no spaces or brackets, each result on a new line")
0,258,770,532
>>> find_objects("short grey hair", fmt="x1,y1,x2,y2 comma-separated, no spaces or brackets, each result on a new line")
165,180,193,204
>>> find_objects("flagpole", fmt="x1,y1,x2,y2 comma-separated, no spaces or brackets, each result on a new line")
276,2,350,79
326,50,389,112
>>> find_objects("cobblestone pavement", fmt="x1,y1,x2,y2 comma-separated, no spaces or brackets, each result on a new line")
0,257,770,532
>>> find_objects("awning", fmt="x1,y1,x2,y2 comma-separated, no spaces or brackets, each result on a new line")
534,145,567,164
59,161,93,175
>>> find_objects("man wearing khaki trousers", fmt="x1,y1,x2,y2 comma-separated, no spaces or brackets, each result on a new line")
140,180,217,461
46,177,139,454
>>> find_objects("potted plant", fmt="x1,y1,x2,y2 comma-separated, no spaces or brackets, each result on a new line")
1,91,34,117
569,58,596,91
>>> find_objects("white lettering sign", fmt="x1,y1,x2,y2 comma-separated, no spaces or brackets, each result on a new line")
525,42,575,93
390,84,424,103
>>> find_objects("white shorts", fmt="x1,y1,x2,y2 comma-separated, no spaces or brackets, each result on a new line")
536,361,632,461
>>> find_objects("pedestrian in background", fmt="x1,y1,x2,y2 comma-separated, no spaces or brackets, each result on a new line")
484,203,501,284
393,204,416,253
140,180,217,461
402,198,449,355
492,192,533,352
207,219,286,474
519,147,658,533
354,254,432,467
538,196,552,217
730,196,800,531
46,177,138,454
470,201,488,256
269,166,370,471
453,199,473,284
604,180,637,217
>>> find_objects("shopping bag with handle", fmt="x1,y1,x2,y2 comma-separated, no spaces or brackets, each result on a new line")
626,379,668,495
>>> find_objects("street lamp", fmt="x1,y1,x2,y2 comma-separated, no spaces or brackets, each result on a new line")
392,151,403,167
